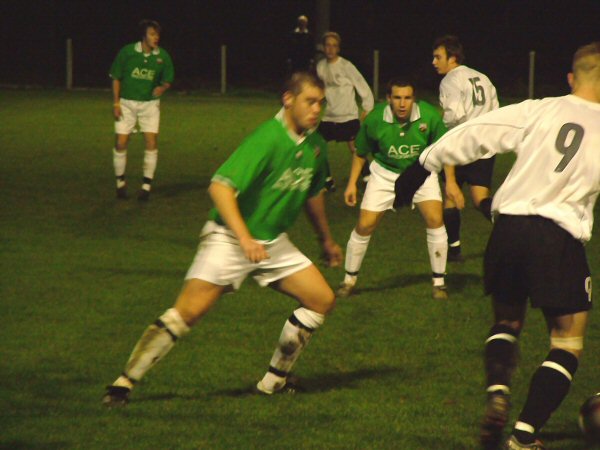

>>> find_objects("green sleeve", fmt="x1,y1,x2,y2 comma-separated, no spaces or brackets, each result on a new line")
354,115,377,157
109,47,126,80
160,50,175,84
212,127,272,193
307,142,329,197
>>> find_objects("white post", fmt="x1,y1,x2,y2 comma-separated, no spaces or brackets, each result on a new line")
66,38,73,90
528,50,535,99
373,49,379,101
221,44,227,94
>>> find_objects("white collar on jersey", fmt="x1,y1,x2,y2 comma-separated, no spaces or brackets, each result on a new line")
134,41,160,56
383,102,421,124
275,107,315,145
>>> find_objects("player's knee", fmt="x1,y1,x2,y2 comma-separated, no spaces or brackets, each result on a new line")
550,336,584,358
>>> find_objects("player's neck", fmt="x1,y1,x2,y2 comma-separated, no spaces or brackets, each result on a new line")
573,86,600,103
283,110,306,137
327,56,340,64
141,41,153,54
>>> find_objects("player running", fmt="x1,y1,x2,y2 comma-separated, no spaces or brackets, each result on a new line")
102,72,343,405
397,42,600,450
336,78,449,300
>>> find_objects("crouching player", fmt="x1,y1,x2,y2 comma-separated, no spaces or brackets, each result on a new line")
103,72,343,405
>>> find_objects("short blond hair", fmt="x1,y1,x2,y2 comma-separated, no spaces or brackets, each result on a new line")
322,31,341,46
572,42,600,82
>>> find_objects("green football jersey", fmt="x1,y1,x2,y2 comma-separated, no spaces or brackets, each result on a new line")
356,101,447,173
209,110,329,241
109,42,175,101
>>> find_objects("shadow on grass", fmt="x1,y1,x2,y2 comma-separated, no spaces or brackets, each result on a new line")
211,366,402,398
156,179,211,197
0,442,69,450
352,272,481,296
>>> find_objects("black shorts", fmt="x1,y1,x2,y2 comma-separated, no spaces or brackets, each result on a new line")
484,215,592,313
318,120,361,142
441,156,496,188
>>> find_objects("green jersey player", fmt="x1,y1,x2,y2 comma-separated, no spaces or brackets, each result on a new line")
102,72,343,406
336,78,450,300
110,19,174,201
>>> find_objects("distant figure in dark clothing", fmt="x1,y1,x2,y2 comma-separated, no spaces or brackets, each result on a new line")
288,15,314,73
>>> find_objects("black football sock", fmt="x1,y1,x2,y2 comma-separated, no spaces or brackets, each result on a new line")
484,324,519,394
513,349,578,444
443,207,461,247
478,197,493,222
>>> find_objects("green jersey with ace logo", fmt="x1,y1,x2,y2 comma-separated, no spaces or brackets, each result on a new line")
109,42,174,101
356,101,447,173
209,110,328,241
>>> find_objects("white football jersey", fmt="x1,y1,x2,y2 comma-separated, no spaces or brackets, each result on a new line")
420,94,600,241
439,65,499,128
317,56,374,123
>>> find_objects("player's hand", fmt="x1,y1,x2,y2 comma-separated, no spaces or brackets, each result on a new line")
445,181,465,209
240,236,269,263
344,183,358,207
321,239,343,268
152,86,166,98
393,162,431,209
113,104,122,120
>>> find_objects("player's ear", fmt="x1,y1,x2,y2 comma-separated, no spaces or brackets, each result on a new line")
282,91,295,109
567,72,575,89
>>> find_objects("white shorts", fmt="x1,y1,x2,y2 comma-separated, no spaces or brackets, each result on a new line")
185,221,313,290
114,98,160,135
360,160,442,212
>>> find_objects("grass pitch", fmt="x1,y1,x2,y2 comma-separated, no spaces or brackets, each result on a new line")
1,89,598,449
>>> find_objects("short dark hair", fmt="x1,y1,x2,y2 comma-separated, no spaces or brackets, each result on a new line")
386,77,416,96
322,31,341,46
139,19,161,38
283,71,325,97
433,35,465,64
572,41,600,74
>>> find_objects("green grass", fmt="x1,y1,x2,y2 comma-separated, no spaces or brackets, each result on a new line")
1,89,598,450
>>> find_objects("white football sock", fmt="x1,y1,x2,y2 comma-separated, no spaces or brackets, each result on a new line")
113,148,127,182
143,149,158,185
426,226,448,280
259,308,324,393
344,229,372,277
123,308,189,382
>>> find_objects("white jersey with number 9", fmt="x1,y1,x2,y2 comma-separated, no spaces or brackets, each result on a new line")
420,94,600,242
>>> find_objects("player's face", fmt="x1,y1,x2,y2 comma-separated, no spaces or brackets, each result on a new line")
143,27,160,49
432,46,451,75
286,83,325,133
324,37,340,61
387,86,415,122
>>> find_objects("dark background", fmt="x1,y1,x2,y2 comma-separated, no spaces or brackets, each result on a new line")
2,0,599,97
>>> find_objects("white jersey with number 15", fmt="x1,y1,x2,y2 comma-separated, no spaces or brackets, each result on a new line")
420,94,600,242
439,65,499,129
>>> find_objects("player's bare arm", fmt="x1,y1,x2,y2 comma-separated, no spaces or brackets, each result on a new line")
304,192,343,267
208,181,269,263
344,154,367,206
443,164,465,209
112,79,122,120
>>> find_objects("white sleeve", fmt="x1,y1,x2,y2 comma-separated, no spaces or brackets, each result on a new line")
347,62,374,113
439,77,466,128
420,101,534,172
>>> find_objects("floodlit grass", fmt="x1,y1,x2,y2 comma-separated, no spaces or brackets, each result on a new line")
1,89,598,449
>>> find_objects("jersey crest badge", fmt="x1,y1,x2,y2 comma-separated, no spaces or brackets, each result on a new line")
157,58,163,64
313,146,321,157
419,123,428,133
295,150,303,159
